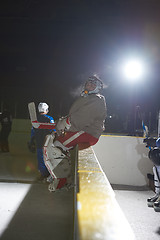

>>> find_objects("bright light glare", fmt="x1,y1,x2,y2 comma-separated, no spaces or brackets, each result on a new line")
122,59,144,81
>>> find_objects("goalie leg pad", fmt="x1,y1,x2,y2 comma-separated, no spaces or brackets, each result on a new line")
48,178,67,192
44,133,55,149
57,178,67,189
53,158,71,178
153,166,160,194
43,134,71,179
48,178,60,192
43,146,70,177
45,156,71,179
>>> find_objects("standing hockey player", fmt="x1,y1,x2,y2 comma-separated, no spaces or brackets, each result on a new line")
0,107,12,152
43,75,107,191
146,137,160,212
30,102,55,181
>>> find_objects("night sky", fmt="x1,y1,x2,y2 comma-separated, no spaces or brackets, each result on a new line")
1,0,160,130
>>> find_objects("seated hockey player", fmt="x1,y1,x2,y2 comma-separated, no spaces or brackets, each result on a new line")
43,75,107,191
146,137,160,212
30,102,55,181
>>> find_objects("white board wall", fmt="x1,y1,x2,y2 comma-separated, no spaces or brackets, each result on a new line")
93,135,154,186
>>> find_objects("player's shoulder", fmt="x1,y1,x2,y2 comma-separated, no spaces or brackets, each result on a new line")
38,114,49,123
45,114,54,123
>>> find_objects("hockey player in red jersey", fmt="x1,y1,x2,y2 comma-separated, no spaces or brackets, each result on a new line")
43,75,107,192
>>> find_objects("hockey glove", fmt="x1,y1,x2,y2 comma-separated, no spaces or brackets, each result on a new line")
56,117,71,135
143,137,157,148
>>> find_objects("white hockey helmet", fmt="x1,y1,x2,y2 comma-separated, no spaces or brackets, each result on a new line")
38,102,49,113
83,75,103,95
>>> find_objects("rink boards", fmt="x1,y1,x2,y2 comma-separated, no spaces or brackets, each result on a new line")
76,147,135,240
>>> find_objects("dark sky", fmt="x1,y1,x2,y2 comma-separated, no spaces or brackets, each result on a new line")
1,0,160,120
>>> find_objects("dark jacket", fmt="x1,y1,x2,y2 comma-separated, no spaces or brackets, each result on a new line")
33,114,54,148
0,110,12,130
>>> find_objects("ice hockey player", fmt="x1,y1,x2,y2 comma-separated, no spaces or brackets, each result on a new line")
30,102,55,181
145,137,160,212
0,107,12,152
43,75,107,191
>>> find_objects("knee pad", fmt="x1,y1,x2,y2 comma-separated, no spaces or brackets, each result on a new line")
43,134,71,178
149,147,160,166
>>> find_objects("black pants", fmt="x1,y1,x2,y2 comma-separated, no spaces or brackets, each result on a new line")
0,127,11,152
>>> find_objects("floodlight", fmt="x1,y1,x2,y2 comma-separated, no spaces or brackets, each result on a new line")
122,59,145,81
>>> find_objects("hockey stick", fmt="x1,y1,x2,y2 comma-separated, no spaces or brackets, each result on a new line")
28,102,56,129
136,106,149,138
136,106,152,150
28,102,37,122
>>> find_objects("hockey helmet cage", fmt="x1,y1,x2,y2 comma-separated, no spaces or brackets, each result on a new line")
38,102,49,113
148,147,160,166
82,75,103,95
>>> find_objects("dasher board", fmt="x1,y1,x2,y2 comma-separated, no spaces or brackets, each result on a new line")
77,147,135,240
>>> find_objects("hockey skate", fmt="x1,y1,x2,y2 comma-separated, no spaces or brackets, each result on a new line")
43,134,71,192
147,193,160,207
154,196,160,212
36,174,48,183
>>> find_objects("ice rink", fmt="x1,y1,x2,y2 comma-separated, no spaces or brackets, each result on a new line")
0,151,74,240
0,125,160,240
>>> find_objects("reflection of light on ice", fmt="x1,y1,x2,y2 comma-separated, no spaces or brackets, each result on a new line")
0,183,31,237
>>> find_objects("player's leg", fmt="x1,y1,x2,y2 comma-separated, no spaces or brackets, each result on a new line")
43,131,98,191
43,134,71,191
153,166,160,212
37,148,50,180
147,166,160,207
52,132,98,190
57,131,98,149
